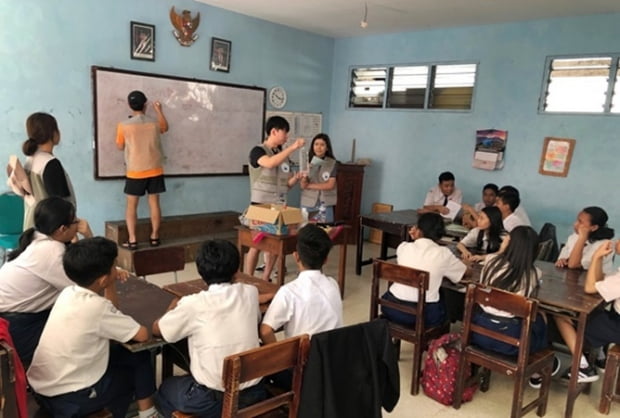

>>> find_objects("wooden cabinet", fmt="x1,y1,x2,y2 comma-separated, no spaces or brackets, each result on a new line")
334,163,365,244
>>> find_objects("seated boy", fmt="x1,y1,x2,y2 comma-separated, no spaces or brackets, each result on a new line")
495,190,529,232
418,171,463,218
260,224,343,344
154,240,266,417
461,183,498,228
498,185,531,226
554,240,620,383
27,237,159,418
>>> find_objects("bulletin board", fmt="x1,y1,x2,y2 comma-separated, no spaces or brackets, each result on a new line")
92,66,266,178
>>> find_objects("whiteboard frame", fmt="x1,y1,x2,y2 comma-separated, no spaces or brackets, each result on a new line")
91,66,266,179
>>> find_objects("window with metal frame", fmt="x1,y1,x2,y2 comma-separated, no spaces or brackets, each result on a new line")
349,67,387,108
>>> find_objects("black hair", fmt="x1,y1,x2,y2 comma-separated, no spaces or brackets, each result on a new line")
497,190,520,212
296,224,332,270
62,237,118,287
7,197,75,262
23,112,59,156
416,213,445,242
438,171,455,183
482,183,499,194
128,90,147,111
476,206,504,253
308,133,336,160
499,185,520,197
481,226,539,295
582,206,614,242
264,116,290,137
195,240,240,285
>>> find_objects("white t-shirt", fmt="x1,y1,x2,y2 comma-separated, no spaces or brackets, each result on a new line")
27,286,140,396
423,185,463,206
389,238,467,303
262,270,342,340
514,205,531,226
158,283,261,391
502,213,527,232
595,269,620,314
0,232,73,312
558,233,614,274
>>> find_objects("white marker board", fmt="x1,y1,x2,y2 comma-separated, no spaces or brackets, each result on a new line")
92,66,265,178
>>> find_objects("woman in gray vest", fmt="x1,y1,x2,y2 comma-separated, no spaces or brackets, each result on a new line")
300,134,338,223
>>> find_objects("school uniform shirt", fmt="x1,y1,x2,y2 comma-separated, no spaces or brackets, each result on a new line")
514,205,531,226
423,185,463,206
27,286,140,397
474,201,486,212
0,232,72,313
595,269,620,314
262,270,343,340
460,228,507,252
158,283,261,391
558,233,614,274
502,213,528,232
390,238,467,303
480,254,541,318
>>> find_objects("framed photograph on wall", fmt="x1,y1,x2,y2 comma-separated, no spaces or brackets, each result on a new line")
131,21,155,61
538,137,576,177
210,37,231,72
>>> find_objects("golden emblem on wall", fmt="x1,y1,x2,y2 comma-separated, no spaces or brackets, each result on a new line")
169,6,200,46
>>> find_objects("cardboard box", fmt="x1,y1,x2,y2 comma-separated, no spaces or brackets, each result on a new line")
244,204,303,235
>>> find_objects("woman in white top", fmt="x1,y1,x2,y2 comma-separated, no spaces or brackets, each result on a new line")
556,206,614,274
457,206,506,262
0,197,78,365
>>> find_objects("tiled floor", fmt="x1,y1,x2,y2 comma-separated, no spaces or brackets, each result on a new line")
147,242,612,417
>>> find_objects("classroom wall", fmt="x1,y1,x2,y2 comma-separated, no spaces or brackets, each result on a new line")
328,14,620,243
0,0,334,235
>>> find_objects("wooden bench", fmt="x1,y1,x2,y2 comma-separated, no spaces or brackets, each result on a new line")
105,211,240,272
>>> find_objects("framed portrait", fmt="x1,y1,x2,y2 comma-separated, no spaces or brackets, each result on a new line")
538,137,576,177
131,21,155,61
210,37,231,72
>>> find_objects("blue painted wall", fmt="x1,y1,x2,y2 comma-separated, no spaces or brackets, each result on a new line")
0,0,333,235
329,14,620,242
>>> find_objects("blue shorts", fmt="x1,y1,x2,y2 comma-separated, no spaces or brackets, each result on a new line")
471,311,548,356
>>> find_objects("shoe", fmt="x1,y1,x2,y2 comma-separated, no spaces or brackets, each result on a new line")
256,264,266,272
122,241,138,251
529,356,561,389
595,357,607,371
149,237,161,247
562,364,599,383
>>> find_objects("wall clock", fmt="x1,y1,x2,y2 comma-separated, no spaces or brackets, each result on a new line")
269,86,287,109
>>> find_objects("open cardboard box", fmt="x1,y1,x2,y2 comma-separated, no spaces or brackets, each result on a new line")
244,204,303,235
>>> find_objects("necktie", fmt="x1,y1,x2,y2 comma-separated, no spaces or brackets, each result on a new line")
443,196,448,206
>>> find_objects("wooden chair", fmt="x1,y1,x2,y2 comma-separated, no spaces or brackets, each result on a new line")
369,259,450,395
453,284,555,418
172,334,310,418
599,344,620,414
133,246,185,283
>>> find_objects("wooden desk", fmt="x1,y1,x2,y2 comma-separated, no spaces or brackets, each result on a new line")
116,276,176,352
451,261,604,418
236,225,349,298
163,272,280,313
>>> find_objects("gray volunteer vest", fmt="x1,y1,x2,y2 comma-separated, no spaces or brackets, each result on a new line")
300,157,337,207
249,145,290,204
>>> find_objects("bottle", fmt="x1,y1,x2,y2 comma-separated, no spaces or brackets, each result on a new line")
318,201,327,223
299,146,309,177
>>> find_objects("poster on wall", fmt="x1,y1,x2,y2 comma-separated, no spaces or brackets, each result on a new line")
538,137,576,177
472,129,507,170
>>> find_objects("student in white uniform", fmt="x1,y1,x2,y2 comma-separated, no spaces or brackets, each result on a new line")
498,185,531,226
260,224,342,343
457,206,507,262
555,206,614,274
27,238,159,418
381,213,467,327
155,240,266,417
0,197,78,366
461,183,499,228
419,171,463,216
495,190,529,232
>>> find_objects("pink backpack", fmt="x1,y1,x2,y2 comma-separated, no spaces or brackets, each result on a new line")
421,333,477,405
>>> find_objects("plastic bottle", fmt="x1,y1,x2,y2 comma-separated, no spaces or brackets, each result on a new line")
318,201,327,223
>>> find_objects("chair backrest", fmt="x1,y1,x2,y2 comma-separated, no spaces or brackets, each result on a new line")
221,334,310,418
537,223,559,261
132,246,185,277
0,193,24,235
461,284,538,362
370,259,429,329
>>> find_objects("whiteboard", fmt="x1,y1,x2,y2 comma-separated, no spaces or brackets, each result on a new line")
92,66,265,178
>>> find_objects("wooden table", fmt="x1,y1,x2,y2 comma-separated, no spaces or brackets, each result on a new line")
356,210,467,275
448,261,604,418
236,225,350,298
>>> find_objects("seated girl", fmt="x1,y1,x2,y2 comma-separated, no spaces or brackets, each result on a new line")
457,206,506,262
381,213,467,328
556,206,614,274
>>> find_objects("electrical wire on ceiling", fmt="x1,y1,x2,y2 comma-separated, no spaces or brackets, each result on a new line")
360,2,368,28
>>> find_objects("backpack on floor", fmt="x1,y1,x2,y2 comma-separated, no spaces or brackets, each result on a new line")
421,333,477,406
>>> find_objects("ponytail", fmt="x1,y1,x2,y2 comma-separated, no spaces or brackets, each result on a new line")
22,138,38,156
7,228,36,261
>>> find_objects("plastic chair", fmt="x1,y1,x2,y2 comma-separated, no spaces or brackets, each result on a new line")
0,192,24,251
453,284,555,418
370,259,450,395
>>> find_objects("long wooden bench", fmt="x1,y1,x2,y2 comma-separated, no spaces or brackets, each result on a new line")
105,211,240,272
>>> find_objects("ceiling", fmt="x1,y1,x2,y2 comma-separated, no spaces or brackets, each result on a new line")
195,0,620,38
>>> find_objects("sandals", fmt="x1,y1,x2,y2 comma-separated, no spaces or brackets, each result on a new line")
122,241,138,251
149,238,161,247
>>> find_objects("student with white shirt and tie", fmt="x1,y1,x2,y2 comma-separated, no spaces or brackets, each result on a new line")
418,171,463,216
